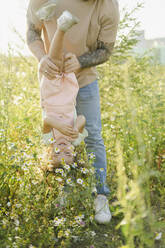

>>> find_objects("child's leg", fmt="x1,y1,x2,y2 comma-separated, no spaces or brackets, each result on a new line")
48,28,65,70
48,11,79,69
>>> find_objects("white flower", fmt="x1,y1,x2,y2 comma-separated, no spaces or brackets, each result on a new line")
72,151,77,157
13,96,22,105
55,218,61,226
22,165,28,172
7,202,11,207
68,145,74,151
99,168,104,172
88,153,95,159
66,178,72,184
72,163,78,168
110,116,115,121
90,231,96,237
2,219,8,225
79,159,85,164
77,178,83,185
90,215,94,221
21,72,26,77
1,101,4,106
54,147,60,153
65,229,71,237
32,180,38,185
14,219,19,226
75,214,84,221
15,236,20,239
55,168,60,173
80,168,89,174
48,137,56,144
155,232,162,240
120,219,127,225
64,164,70,171
47,164,54,171
56,177,63,182
53,217,66,226
89,168,95,174
110,124,115,129
55,168,65,176
15,204,22,208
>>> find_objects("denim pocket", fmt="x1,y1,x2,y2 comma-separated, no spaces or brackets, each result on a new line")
78,80,99,100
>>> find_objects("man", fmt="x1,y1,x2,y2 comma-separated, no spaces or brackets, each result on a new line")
26,0,119,224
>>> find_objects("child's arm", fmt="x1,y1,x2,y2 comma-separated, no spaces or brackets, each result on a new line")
74,115,86,133
44,115,78,139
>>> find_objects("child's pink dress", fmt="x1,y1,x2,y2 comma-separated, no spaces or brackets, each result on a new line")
39,72,88,146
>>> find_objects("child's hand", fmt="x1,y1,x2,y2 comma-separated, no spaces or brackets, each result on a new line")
71,127,79,139
64,53,81,73
58,124,78,138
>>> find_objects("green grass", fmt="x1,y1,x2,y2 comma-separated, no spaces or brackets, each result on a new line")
0,52,165,248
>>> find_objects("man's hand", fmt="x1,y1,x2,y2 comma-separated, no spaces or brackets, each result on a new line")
64,53,81,73
39,55,60,80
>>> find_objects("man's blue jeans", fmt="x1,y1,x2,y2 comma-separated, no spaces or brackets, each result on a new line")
76,80,110,195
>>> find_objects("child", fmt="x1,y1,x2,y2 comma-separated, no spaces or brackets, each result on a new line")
36,1,88,167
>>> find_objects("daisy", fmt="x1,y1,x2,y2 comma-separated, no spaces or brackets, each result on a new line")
72,162,78,168
56,177,63,182
155,232,162,240
48,137,56,144
80,168,89,174
65,229,71,237
54,147,60,153
64,164,70,171
89,168,95,174
77,178,83,185
66,178,72,184
79,159,85,164
88,153,95,159
72,151,77,157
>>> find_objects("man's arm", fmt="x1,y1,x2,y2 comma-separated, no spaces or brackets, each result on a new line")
26,20,46,62
78,41,115,68
26,20,60,79
64,41,115,73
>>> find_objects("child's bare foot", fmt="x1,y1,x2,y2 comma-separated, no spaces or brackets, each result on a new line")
57,10,79,32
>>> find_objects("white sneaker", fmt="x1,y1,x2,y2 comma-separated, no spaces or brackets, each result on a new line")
57,10,79,32
94,194,112,224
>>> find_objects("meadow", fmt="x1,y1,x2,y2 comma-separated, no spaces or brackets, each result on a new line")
0,4,165,248
0,49,165,248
